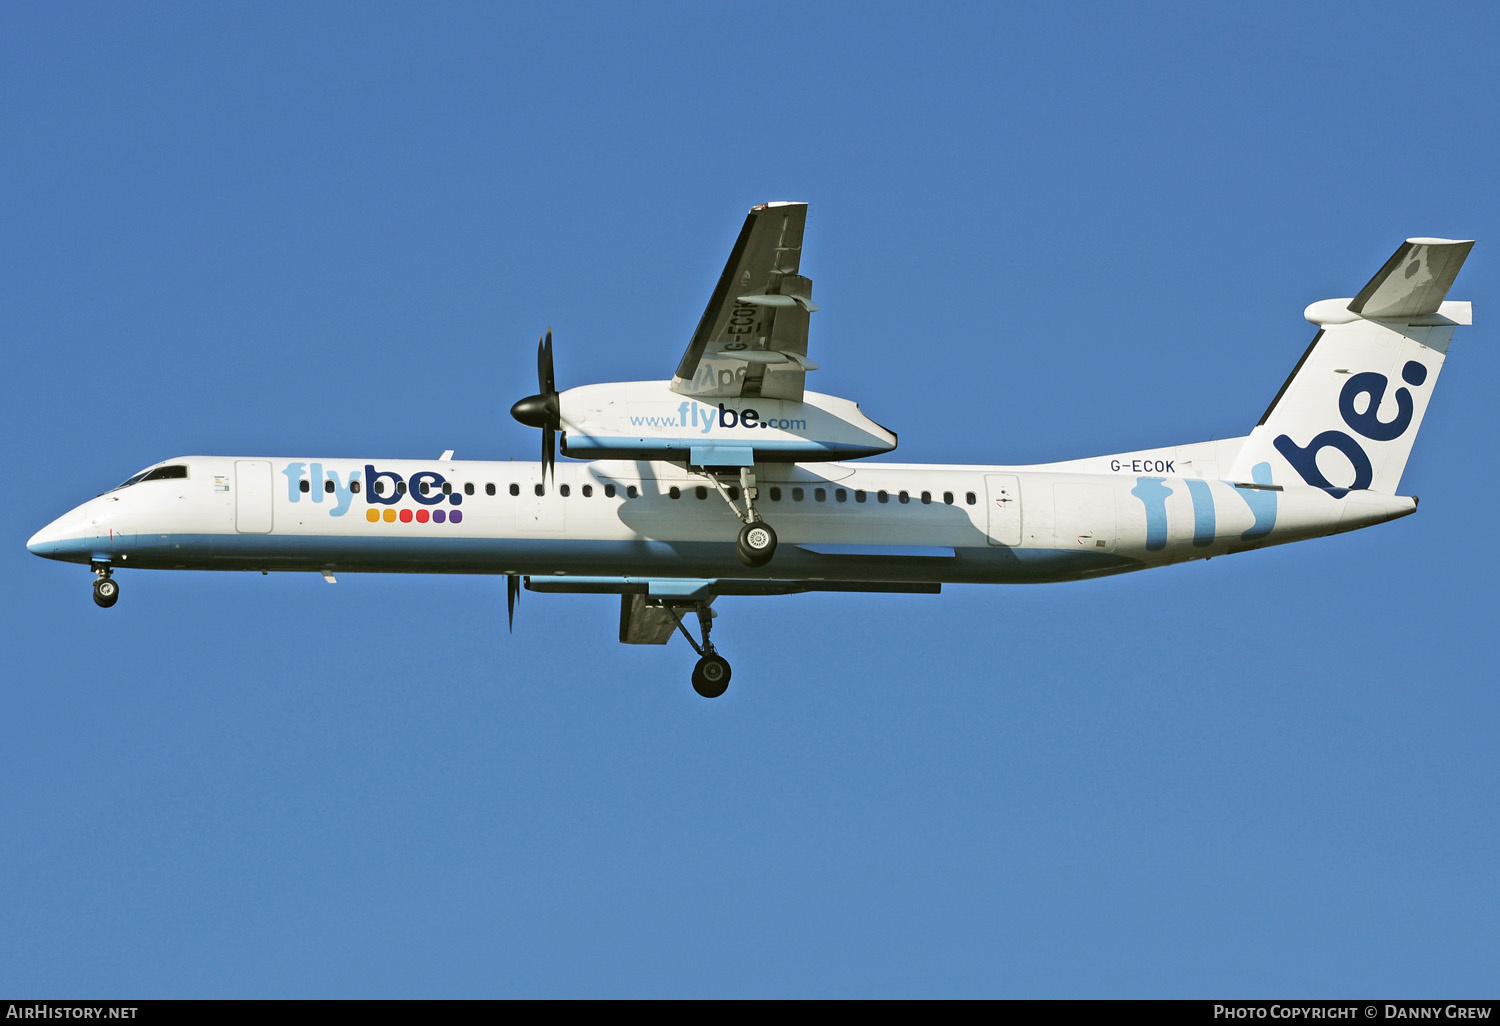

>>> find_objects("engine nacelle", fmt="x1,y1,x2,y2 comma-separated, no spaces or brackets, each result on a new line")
556,381,896,465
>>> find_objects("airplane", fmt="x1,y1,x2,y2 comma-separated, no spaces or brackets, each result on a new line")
26,203,1475,698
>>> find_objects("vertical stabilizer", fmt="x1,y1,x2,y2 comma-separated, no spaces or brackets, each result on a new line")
1226,239,1473,495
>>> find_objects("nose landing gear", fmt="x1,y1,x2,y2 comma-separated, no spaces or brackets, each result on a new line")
92,566,118,608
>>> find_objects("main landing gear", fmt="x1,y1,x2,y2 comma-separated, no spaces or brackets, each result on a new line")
707,467,777,568
667,602,732,698
92,565,118,608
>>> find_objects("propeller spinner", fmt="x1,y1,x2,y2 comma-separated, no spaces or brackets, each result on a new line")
510,329,559,482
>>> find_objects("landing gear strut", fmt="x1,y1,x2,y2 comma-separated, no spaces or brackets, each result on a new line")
92,565,118,608
707,467,777,568
667,602,732,698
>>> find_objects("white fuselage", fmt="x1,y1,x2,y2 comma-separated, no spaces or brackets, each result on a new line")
26,454,1416,585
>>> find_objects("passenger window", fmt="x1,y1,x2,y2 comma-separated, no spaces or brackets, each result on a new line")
835,489,847,503
485,483,495,496
966,492,976,505
769,486,782,501
669,486,681,499
605,484,616,498
465,483,475,496
397,482,407,495
324,480,335,494
695,486,708,500
855,490,866,503
899,491,909,504
508,483,519,496
878,490,889,504
299,479,310,493
375,481,387,496
419,481,431,495
792,487,805,502
815,488,826,502
559,484,570,497
943,491,954,505
534,484,544,497
351,480,361,494
442,483,452,495
582,484,593,497
627,485,638,498
921,491,932,504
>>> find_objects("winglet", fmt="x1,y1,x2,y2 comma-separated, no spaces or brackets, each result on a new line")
1347,238,1474,318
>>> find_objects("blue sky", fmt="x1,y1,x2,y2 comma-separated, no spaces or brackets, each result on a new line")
4,2,1498,997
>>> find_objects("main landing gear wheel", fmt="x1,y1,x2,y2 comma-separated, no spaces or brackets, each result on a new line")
736,521,777,568
93,576,119,608
702,466,778,568
692,653,731,699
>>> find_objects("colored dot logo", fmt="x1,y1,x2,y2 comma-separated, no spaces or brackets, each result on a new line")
366,508,462,525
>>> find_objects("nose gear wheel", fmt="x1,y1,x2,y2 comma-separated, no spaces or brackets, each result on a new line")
92,568,118,608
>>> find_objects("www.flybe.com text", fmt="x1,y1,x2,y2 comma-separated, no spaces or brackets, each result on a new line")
629,403,806,433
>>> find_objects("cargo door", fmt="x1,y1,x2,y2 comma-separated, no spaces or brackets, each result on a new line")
985,474,1021,546
235,460,273,533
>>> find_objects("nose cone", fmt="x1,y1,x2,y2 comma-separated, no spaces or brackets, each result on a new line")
27,520,61,557
27,502,91,562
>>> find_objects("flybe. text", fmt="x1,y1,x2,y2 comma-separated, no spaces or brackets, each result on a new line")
280,462,464,519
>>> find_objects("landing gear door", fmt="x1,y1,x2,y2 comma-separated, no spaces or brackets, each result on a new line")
235,460,273,534
985,474,1021,546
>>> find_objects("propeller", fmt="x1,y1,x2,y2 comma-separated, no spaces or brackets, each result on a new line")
506,573,521,632
510,329,559,483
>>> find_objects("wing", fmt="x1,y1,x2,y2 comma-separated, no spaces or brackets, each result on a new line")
524,576,941,645
671,202,821,402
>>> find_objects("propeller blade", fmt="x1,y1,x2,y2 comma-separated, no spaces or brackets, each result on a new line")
515,328,560,485
539,328,555,397
506,574,520,632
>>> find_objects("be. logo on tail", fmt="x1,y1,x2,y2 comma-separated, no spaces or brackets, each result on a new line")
1272,361,1428,497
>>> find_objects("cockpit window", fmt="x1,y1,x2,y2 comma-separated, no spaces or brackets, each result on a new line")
111,471,152,491
109,464,188,492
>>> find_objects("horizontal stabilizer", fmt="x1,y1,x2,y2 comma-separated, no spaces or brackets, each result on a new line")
1348,238,1474,318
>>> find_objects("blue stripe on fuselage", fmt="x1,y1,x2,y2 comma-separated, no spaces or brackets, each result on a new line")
40,532,1141,585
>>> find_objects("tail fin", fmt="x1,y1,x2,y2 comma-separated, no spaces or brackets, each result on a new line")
1227,239,1474,495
